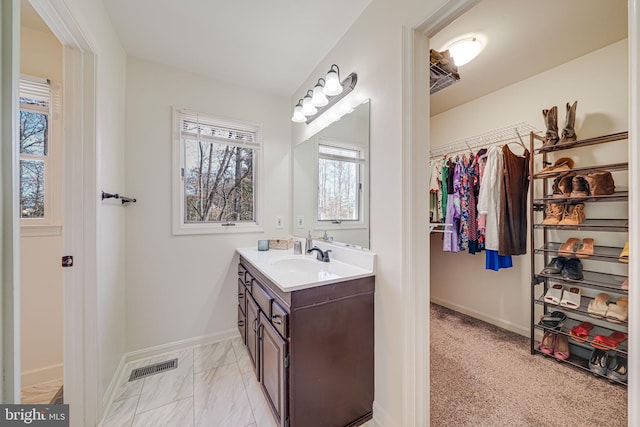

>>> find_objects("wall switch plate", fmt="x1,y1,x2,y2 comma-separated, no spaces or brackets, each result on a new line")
296,216,304,229
275,216,284,229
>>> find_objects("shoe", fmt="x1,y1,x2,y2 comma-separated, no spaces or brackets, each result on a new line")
539,331,556,355
575,237,594,258
619,241,629,263
538,157,574,174
584,170,615,196
560,287,581,309
542,203,565,225
558,237,579,256
554,334,570,360
539,311,567,330
543,284,563,304
558,101,578,144
542,106,559,147
591,331,627,350
542,257,567,274
559,204,585,225
606,355,628,383
588,293,611,318
621,278,628,290
606,296,628,324
569,176,590,199
556,173,575,197
569,321,593,343
588,348,608,376
561,258,583,280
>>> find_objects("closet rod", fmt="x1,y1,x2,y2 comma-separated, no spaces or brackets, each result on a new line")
429,122,539,159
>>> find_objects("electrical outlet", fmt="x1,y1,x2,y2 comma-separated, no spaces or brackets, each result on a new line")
296,216,304,229
275,216,284,229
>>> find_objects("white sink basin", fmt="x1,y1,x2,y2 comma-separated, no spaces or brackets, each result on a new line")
266,256,369,289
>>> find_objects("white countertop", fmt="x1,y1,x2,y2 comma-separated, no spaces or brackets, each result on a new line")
237,240,375,292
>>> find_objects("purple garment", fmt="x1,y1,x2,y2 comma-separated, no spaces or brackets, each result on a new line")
443,197,459,252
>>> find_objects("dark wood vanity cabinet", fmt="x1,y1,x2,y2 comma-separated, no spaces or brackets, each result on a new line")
237,256,374,427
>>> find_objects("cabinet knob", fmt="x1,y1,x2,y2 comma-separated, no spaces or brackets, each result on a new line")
238,292,244,298
238,320,244,327
271,314,282,325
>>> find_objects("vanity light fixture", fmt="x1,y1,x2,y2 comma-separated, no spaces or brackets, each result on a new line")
291,63,358,124
301,90,318,116
291,99,306,123
444,36,484,66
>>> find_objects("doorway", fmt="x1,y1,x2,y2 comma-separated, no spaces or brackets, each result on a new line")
18,0,64,404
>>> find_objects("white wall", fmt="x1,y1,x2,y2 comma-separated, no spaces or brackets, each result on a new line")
290,0,448,424
124,57,291,352
19,26,63,387
430,39,629,335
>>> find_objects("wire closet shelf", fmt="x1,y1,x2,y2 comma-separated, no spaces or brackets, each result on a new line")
429,122,540,160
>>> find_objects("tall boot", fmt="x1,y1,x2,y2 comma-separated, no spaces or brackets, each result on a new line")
559,101,578,144
542,106,559,147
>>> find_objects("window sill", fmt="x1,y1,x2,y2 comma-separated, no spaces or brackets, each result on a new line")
20,224,62,237
173,223,264,236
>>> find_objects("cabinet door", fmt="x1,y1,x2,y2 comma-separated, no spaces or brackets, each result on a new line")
259,312,288,427
246,294,260,378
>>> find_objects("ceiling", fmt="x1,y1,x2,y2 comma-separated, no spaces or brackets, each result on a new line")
430,0,627,115
22,0,627,112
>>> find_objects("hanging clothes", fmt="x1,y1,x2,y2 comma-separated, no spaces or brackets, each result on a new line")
467,153,480,254
440,159,449,221
429,159,442,223
457,155,471,251
476,146,512,270
443,158,460,252
498,144,531,256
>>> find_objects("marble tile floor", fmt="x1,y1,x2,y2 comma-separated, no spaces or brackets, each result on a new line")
100,337,375,427
21,378,63,404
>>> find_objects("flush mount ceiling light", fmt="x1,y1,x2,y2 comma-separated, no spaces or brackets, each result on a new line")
291,64,358,124
444,36,484,66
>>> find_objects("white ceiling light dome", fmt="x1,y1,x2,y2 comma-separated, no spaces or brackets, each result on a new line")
443,35,486,66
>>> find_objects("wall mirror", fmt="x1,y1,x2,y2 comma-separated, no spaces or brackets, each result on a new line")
293,100,370,249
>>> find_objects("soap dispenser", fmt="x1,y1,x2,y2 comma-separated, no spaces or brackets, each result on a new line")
305,231,313,253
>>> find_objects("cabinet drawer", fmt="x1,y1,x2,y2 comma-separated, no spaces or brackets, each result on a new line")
251,280,273,318
238,263,247,281
270,301,288,338
237,280,246,313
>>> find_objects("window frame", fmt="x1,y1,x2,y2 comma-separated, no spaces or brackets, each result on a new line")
314,137,368,232
19,76,52,227
172,108,264,235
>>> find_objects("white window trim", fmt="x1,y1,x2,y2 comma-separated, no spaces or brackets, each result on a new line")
19,75,57,230
172,107,264,235
314,137,369,232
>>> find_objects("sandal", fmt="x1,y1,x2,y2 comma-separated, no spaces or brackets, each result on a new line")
587,293,610,318
543,284,563,305
560,287,581,309
591,331,627,350
539,311,567,330
569,321,593,343
554,334,570,360
575,238,595,258
539,331,556,355
558,237,579,256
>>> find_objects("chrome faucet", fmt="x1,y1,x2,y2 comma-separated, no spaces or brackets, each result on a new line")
307,246,332,262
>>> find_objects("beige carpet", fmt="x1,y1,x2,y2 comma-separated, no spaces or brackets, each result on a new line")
430,303,627,427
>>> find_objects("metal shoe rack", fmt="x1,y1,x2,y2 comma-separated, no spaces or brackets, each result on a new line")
529,131,629,386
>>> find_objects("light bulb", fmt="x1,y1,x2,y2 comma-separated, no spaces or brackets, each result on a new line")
311,81,329,107
291,101,306,123
301,92,317,116
323,65,343,96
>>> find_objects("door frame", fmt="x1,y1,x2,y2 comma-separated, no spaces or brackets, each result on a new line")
402,0,639,425
26,2,98,425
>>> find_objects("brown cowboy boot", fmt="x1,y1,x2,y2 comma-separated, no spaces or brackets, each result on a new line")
542,106,559,147
570,175,590,198
585,170,615,195
559,101,578,144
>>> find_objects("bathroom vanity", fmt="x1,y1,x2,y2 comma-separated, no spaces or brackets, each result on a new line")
236,245,375,427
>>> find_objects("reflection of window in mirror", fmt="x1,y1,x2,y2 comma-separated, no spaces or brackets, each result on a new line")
317,142,363,223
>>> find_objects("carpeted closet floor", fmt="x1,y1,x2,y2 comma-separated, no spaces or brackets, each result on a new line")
430,303,627,427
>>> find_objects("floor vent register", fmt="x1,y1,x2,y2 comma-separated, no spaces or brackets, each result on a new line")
128,358,178,382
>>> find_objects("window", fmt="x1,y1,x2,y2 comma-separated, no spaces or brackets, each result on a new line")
173,109,262,234
19,77,51,221
317,142,363,223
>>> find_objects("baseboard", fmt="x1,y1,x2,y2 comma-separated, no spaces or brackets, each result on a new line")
430,298,530,337
21,363,63,388
100,328,239,424
371,401,393,427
